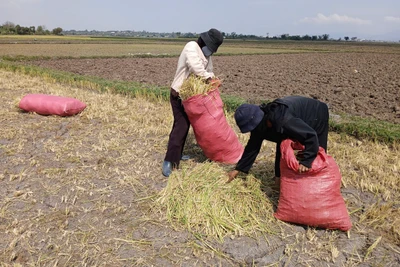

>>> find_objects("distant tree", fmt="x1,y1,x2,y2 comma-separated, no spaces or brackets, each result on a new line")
1,21,15,34
3,21,15,27
52,27,63,35
13,24,30,35
29,26,36,34
351,37,357,41
311,35,318,41
280,33,289,40
344,36,349,41
302,34,312,40
182,32,195,38
21,26,30,34
15,24,21,34
36,25,46,35
230,32,237,39
322,34,329,40
290,35,301,40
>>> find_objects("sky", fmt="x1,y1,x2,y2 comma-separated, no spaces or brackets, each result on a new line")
1,0,400,41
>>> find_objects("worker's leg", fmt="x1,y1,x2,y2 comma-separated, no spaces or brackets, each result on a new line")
164,90,190,169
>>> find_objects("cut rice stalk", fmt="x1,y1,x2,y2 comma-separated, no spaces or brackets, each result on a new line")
179,75,216,101
156,161,277,241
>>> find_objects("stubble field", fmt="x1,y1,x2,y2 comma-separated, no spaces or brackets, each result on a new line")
0,38,399,266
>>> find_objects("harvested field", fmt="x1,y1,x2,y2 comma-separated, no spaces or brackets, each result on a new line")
1,40,400,266
28,52,400,124
1,68,399,266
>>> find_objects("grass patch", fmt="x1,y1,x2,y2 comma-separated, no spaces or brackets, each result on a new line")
0,61,170,101
330,113,400,144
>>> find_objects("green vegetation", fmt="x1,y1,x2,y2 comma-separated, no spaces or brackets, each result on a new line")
330,114,400,144
0,21,62,35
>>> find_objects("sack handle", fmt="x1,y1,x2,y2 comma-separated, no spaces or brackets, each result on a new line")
281,139,328,174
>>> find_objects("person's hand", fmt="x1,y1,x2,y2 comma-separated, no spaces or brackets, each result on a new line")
227,170,239,183
210,78,222,88
298,164,310,173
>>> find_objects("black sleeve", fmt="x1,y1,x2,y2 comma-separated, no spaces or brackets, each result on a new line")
281,117,319,168
235,132,263,174
274,141,281,177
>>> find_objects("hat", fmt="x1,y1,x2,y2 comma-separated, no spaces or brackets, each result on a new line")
234,104,264,133
200,28,224,53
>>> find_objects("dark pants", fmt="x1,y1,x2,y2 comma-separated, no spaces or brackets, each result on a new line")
164,89,190,167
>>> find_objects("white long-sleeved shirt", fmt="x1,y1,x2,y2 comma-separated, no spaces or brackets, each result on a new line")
171,41,214,93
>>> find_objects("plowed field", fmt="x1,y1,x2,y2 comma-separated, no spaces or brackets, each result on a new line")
29,52,400,123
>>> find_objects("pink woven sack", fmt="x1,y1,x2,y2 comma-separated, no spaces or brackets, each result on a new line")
274,139,352,231
182,88,243,164
19,94,86,116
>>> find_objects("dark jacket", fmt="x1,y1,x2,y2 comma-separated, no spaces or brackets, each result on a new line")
235,96,329,177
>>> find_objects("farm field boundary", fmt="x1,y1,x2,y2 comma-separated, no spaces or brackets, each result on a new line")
1,35,400,58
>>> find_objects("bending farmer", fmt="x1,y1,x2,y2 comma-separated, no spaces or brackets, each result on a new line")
228,96,329,183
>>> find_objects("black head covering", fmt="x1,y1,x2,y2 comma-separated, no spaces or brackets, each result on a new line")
200,28,224,53
234,104,264,133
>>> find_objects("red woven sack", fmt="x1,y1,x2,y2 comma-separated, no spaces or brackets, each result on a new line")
182,87,244,164
274,139,352,231
19,94,86,116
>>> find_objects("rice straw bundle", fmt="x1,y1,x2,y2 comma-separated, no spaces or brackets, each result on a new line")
156,162,277,241
179,75,216,101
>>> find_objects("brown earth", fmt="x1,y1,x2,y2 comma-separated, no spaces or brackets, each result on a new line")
29,53,400,124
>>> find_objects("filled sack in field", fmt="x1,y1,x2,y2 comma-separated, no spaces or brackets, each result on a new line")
19,94,86,116
182,87,244,164
274,139,352,231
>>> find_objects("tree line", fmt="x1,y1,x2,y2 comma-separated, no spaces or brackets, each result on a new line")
2,21,359,41
0,21,63,36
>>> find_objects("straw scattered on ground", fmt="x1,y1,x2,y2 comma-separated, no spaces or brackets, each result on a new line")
1,69,399,266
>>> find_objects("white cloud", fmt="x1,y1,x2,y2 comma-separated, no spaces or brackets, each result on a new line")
384,16,400,23
300,13,371,25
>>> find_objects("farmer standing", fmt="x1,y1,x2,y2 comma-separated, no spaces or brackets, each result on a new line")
227,96,330,184
162,28,224,177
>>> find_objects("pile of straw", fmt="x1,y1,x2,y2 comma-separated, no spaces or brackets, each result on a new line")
156,161,278,241
179,75,216,101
